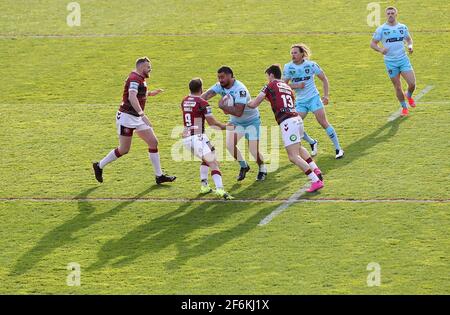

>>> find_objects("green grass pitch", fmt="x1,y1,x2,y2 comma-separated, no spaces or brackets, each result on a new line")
0,0,449,294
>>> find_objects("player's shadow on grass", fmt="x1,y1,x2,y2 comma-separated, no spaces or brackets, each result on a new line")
87,165,296,271
10,186,153,275
88,200,279,271
302,116,407,196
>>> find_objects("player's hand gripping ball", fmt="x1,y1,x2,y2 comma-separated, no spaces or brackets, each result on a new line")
220,94,234,107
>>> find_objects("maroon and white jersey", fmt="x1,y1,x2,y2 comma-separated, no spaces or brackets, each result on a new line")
181,95,212,136
119,71,147,116
261,80,299,125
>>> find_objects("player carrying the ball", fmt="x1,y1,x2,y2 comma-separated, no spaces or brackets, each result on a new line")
202,66,267,182
181,78,233,200
247,65,324,193
371,6,416,117
283,44,344,159
93,57,176,184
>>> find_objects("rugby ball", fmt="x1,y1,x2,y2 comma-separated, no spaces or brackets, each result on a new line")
221,94,234,107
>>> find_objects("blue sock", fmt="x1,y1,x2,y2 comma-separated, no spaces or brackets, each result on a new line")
400,100,408,109
239,160,248,168
302,131,316,145
325,125,341,151
406,91,413,98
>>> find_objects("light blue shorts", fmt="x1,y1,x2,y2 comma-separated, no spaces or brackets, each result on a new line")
384,56,413,78
230,117,261,141
295,94,324,114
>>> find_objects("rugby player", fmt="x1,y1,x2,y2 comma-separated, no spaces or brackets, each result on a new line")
248,65,324,193
201,66,267,181
181,78,233,200
371,6,416,116
283,44,344,159
93,57,176,184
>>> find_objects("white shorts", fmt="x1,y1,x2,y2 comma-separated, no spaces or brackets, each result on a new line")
280,116,304,147
183,134,214,159
116,111,151,136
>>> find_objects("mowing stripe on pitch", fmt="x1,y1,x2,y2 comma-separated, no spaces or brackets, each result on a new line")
1,30,448,39
2,100,450,108
388,85,434,122
1,197,448,203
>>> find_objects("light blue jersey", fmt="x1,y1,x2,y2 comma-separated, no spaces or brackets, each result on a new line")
210,79,260,125
283,60,323,101
373,22,410,61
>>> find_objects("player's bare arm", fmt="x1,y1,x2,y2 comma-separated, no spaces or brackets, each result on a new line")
405,35,414,54
148,88,164,96
317,72,330,105
219,101,245,117
247,92,266,109
284,78,305,90
205,115,226,130
129,90,152,127
201,89,217,100
371,39,388,55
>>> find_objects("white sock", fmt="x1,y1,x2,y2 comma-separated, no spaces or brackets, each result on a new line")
149,151,163,176
200,164,209,182
212,171,223,189
259,164,267,173
306,158,318,170
306,171,319,182
99,149,121,169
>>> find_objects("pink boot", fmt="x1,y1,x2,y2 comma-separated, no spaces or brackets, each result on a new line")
307,180,324,193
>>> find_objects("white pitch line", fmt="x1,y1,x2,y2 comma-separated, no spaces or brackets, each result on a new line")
388,85,434,122
258,182,311,226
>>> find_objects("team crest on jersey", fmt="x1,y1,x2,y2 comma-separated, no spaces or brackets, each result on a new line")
290,134,297,141
305,69,310,74
239,90,246,97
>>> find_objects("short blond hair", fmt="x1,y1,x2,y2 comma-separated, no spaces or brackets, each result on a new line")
291,43,311,59
136,56,150,67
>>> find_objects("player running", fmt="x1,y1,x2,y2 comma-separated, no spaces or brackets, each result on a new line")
283,44,344,159
92,57,176,184
201,66,267,182
371,6,416,117
247,65,324,193
181,78,233,200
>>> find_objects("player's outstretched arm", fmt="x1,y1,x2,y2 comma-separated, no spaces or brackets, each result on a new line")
205,115,226,130
247,92,266,109
284,78,305,90
201,89,217,100
317,72,330,105
148,88,164,96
